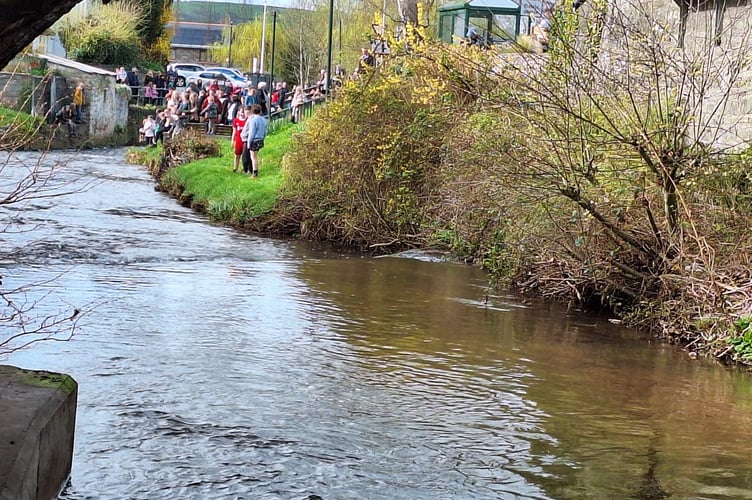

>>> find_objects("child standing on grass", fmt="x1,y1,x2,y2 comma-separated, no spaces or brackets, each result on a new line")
143,115,156,146
231,107,247,173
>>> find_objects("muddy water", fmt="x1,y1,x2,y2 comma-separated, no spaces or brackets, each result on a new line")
2,150,752,499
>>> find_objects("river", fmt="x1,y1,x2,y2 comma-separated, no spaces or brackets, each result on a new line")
2,149,752,499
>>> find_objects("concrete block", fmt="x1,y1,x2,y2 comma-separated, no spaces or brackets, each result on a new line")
0,365,77,500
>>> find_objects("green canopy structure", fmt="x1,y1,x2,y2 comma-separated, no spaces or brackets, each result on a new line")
439,0,523,45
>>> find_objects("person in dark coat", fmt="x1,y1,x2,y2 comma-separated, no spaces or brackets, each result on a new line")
256,82,268,115
55,105,76,138
154,73,167,104
126,67,140,97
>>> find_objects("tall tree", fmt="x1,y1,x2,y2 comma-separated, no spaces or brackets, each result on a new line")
137,0,173,48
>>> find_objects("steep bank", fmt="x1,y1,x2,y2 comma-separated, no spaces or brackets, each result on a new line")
130,42,752,368
276,39,752,367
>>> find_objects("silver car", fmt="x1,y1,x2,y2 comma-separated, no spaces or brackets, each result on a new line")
171,63,206,87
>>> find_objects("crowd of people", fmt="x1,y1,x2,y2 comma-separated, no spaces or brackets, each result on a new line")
135,78,308,143
116,65,187,101
130,62,343,146
130,53,382,174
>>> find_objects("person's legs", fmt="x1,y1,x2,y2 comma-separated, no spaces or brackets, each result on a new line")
250,150,259,177
233,153,240,172
75,105,82,123
242,145,251,173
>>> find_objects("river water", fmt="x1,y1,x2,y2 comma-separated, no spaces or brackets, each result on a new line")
2,149,752,499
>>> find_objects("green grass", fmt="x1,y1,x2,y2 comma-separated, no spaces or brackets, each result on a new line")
0,106,47,138
162,123,296,224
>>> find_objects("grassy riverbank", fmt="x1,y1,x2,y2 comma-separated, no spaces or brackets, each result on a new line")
130,124,295,228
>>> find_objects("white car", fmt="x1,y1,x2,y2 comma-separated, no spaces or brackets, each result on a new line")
201,67,251,87
171,63,206,87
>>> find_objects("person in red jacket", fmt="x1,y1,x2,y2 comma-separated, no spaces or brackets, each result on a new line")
231,107,247,172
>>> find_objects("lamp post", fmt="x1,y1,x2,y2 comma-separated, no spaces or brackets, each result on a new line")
228,20,234,67
269,11,277,119
270,11,277,85
326,0,334,96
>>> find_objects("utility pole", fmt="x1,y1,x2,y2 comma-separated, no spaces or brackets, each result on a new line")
269,11,277,119
228,20,234,67
326,0,334,96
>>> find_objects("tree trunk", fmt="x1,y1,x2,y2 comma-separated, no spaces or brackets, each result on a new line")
401,0,419,25
663,179,678,234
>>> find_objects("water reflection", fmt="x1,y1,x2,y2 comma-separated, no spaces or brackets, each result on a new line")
2,150,752,499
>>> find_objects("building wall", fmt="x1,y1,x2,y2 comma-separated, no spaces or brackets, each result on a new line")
0,68,130,147
171,47,212,64
44,63,130,146
0,74,53,118
684,3,752,149
600,0,752,150
31,34,67,58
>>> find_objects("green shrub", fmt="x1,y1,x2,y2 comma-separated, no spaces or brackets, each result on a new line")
68,32,140,66
730,317,752,362
59,1,144,67
280,40,500,251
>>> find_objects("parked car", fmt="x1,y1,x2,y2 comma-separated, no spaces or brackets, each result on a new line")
187,71,247,92
203,67,247,82
200,68,251,89
171,63,206,87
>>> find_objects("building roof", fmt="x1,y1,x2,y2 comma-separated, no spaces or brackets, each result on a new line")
36,53,116,76
441,0,520,11
171,23,225,48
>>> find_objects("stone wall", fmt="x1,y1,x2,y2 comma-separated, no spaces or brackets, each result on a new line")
685,3,752,149
0,365,77,500
599,0,752,150
0,74,60,120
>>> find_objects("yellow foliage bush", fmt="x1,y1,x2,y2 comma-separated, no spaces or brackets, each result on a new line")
282,39,502,250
